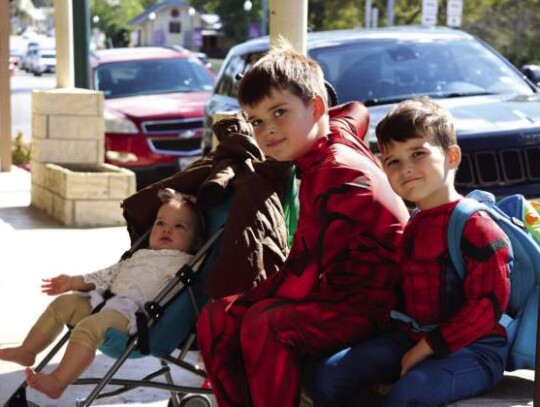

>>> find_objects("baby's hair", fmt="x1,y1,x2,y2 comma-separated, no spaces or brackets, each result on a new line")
238,36,326,107
376,96,457,152
157,188,206,245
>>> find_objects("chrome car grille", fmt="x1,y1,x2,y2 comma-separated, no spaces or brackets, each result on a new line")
141,118,204,134
456,146,540,188
148,137,202,155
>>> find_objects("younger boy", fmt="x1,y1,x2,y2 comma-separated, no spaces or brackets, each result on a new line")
196,42,409,406
312,97,512,407
0,188,204,399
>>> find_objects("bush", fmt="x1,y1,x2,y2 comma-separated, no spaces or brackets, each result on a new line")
12,132,31,165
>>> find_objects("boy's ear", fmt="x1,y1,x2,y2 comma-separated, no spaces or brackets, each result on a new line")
447,144,461,169
312,94,326,122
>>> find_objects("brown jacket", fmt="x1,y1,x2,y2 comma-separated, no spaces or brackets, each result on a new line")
121,118,292,299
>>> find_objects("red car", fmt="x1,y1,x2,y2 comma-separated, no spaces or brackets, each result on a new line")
91,47,216,188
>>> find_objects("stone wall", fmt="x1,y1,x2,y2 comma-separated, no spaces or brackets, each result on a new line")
30,88,136,226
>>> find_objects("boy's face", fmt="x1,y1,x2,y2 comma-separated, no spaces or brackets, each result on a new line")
243,88,321,161
380,135,460,210
149,202,198,251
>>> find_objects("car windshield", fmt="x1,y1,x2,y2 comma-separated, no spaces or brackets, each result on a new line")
310,37,535,106
94,57,215,99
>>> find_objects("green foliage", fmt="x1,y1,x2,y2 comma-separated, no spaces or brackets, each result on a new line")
90,0,147,47
463,0,540,66
89,0,540,68
309,0,360,30
12,132,30,166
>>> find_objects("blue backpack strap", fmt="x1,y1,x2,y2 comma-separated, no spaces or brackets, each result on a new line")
447,197,487,281
390,310,438,333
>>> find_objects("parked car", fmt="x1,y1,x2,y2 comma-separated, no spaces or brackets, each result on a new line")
21,40,40,72
522,64,540,86
29,48,56,76
91,46,216,188
204,26,540,198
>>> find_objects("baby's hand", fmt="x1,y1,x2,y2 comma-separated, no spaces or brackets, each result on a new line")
41,274,72,295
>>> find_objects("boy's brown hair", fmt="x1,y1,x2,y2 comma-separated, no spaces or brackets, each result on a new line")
237,38,326,108
376,97,457,152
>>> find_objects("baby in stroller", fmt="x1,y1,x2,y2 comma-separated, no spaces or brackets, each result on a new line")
0,188,205,399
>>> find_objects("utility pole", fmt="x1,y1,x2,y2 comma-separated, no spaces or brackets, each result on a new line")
261,0,268,36
54,0,75,88
73,0,90,89
0,0,11,171
365,0,372,28
387,0,395,26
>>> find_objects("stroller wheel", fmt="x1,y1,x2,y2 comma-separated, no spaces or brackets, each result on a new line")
168,394,213,407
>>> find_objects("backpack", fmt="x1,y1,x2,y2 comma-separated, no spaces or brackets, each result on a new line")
448,189,540,371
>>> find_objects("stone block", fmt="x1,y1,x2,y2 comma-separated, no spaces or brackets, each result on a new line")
32,115,48,139
30,161,47,187
51,194,74,225
48,116,105,140
30,163,135,226
32,88,104,117
103,163,137,199
30,183,53,214
32,139,102,164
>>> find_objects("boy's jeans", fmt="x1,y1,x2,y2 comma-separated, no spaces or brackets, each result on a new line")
311,330,509,407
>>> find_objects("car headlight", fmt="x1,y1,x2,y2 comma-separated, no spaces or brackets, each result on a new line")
104,110,138,134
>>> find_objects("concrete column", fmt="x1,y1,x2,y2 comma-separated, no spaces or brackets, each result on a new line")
54,0,75,88
269,0,308,55
0,0,11,171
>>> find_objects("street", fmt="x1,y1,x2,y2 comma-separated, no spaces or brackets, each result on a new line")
11,68,56,143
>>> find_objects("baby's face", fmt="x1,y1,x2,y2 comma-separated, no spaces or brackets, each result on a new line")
149,202,197,251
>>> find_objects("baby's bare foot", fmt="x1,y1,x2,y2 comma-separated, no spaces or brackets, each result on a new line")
0,347,35,366
25,368,66,399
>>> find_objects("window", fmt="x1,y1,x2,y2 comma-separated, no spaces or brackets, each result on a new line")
169,22,181,33
214,52,266,98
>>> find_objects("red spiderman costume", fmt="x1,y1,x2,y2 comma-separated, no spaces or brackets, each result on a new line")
196,102,410,407
400,200,511,354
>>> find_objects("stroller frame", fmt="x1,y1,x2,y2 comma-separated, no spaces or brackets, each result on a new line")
5,226,223,407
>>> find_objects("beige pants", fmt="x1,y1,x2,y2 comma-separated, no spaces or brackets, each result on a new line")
33,293,129,351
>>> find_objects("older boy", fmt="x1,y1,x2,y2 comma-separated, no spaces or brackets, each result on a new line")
196,42,409,406
312,97,511,407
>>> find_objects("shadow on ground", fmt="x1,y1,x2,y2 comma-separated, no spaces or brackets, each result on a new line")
0,352,206,406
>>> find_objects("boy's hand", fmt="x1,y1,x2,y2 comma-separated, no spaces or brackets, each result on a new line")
400,338,434,377
41,274,72,295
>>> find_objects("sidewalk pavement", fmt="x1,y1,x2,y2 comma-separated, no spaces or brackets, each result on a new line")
0,166,535,406
0,166,204,406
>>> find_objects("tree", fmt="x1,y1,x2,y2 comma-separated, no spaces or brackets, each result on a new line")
90,0,146,47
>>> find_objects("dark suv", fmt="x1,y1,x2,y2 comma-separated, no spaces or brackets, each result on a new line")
204,27,540,198
91,47,216,188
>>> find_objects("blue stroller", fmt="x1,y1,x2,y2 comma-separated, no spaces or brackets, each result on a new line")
5,115,295,407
